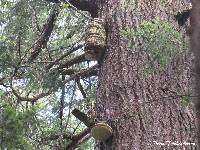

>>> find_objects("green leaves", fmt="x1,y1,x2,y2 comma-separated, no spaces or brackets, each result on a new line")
0,102,38,150
0,0,94,149
121,19,187,69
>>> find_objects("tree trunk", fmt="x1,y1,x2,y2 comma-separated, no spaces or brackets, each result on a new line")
191,0,200,149
95,0,196,149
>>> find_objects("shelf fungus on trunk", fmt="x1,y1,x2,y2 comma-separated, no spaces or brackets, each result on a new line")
84,18,106,61
91,122,113,141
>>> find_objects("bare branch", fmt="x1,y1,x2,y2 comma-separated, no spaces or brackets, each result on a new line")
66,133,91,150
60,68,75,75
68,0,98,18
42,128,91,150
45,0,97,18
63,64,99,84
60,67,98,76
72,108,95,127
58,53,86,69
76,78,87,98
46,44,84,70
59,75,65,128
65,128,91,150
28,6,60,63
11,87,52,102
42,132,72,141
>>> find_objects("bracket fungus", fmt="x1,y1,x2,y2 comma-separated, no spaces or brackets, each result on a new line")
84,18,106,61
91,122,113,141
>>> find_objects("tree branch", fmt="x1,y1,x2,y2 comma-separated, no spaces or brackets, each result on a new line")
58,53,86,69
76,78,87,99
46,44,84,70
68,0,98,18
28,6,60,63
72,108,95,127
60,67,98,77
62,64,99,84
45,0,98,18
59,75,65,128
65,128,91,150
66,133,91,150
11,87,52,102
42,127,91,150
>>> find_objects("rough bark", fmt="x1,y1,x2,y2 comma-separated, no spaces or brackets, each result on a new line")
95,0,196,149
191,0,200,148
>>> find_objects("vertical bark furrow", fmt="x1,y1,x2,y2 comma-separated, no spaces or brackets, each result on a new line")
95,0,196,149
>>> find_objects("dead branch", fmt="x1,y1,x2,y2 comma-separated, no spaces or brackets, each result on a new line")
60,67,98,76
28,6,60,63
42,127,91,150
60,68,75,75
46,44,84,70
65,127,91,150
68,0,98,18
66,133,91,150
72,108,95,127
45,0,98,18
63,64,99,84
42,132,72,141
59,75,65,128
58,53,86,69
9,65,98,103
76,78,87,98
11,86,52,102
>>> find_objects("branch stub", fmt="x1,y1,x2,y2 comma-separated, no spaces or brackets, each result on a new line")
91,122,113,141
